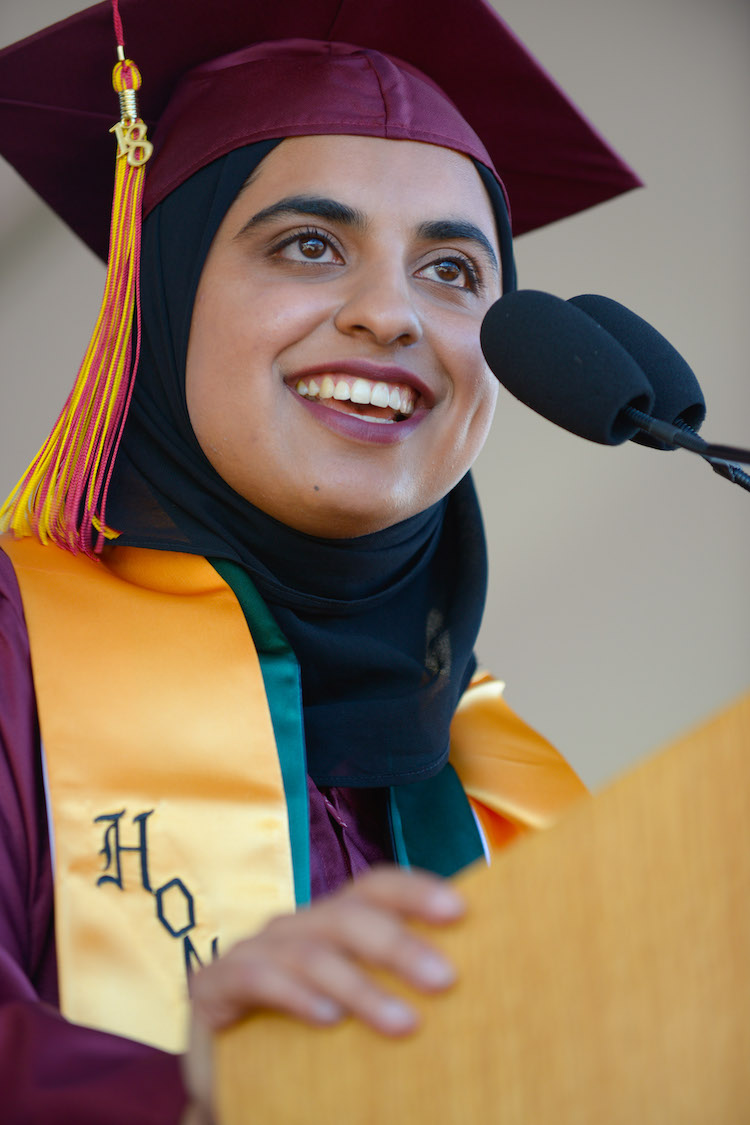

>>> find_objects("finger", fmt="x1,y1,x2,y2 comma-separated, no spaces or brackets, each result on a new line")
182,1014,213,1109
294,941,419,1036
190,946,344,1032
343,866,466,924
307,897,457,992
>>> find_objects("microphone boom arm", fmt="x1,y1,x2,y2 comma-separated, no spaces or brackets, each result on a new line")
623,407,750,493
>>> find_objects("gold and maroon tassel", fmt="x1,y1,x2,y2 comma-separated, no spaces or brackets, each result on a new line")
1,0,152,556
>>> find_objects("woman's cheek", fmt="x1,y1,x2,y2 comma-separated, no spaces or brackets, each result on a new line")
455,364,498,461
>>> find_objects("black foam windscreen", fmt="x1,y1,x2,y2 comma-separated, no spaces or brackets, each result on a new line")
479,290,655,445
568,294,706,450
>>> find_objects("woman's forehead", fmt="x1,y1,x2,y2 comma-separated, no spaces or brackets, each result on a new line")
231,135,498,232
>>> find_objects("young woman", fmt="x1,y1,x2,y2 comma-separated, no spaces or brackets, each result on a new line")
0,3,638,1122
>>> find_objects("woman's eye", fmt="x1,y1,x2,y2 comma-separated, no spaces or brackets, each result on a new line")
273,230,342,264
419,256,479,291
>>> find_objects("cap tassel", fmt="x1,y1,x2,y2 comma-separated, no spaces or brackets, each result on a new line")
0,42,152,557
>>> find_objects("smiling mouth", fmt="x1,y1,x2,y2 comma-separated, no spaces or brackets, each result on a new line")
293,374,417,424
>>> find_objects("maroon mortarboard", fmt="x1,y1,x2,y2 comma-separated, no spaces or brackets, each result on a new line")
0,0,641,558
0,0,641,261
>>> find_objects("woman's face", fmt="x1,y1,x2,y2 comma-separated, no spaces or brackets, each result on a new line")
186,134,501,537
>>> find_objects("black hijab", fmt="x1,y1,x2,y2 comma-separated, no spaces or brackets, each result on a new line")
108,139,514,787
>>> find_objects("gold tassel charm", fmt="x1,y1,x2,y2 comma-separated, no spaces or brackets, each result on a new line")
111,57,153,168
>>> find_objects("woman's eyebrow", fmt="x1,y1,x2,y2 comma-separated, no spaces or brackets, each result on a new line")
235,195,367,237
417,219,499,274
235,198,499,274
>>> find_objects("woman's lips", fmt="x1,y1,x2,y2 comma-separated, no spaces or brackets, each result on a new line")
285,361,434,445
290,393,430,444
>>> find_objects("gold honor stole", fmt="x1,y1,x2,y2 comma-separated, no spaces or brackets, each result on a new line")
3,536,587,1054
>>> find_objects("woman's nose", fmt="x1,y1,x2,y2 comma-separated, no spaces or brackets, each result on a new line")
332,265,423,348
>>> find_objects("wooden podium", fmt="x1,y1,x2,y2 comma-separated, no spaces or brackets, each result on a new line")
217,694,750,1124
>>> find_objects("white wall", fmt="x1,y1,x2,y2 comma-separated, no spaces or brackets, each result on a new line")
1,0,748,790
475,0,750,786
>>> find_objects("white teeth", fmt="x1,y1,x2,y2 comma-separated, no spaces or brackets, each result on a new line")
371,382,390,408
350,378,372,404
295,373,418,416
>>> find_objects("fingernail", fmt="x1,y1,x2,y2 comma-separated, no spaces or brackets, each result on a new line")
378,998,416,1031
415,952,455,987
429,886,464,917
313,998,343,1023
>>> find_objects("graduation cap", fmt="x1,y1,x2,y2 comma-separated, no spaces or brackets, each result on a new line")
0,0,641,555
0,0,640,256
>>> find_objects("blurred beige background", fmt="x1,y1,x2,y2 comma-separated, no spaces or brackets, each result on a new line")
1,0,748,790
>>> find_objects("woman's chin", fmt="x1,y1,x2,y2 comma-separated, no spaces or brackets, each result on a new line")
235,479,431,539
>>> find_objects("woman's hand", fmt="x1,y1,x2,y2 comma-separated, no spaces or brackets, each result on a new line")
182,866,465,1122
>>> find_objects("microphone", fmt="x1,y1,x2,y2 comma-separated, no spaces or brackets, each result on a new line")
567,293,750,492
479,289,655,445
480,290,750,477
566,293,705,449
